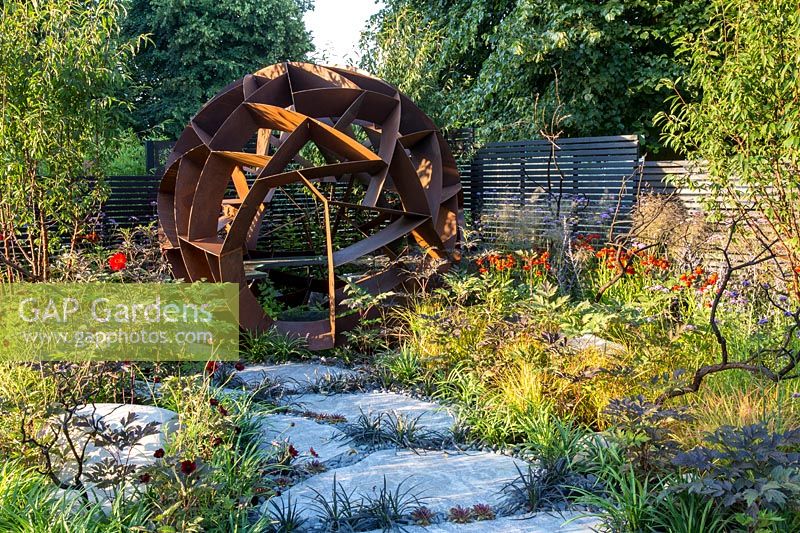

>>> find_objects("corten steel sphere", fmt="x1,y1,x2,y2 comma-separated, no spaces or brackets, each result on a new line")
158,62,462,349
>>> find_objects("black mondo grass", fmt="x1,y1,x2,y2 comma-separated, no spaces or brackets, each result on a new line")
363,476,426,532
503,461,572,513
309,474,425,532
339,410,451,450
309,474,369,532
267,494,307,533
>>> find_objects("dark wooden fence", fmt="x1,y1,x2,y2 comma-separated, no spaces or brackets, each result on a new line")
103,175,161,227
468,135,641,238
107,136,703,239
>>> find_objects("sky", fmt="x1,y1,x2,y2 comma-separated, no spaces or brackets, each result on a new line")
303,0,384,67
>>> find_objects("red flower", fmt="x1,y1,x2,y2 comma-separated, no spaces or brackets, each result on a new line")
152,376,161,384
309,447,319,458
108,252,127,272
234,361,245,371
218,405,228,416
210,436,224,447
180,460,197,475
138,473,151,483
209,398,219,407
478,267,488,274
84,231,99,243
288,444,299,458
205,361,220,374
153,448,165,459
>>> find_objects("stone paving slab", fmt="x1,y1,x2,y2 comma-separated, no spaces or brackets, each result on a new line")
267,449,526,525
566,333,626,355
234,363,357,392
57,403,177,510
258,413,354,463
362,512,600,532
73,403,177,467
282,391,456,433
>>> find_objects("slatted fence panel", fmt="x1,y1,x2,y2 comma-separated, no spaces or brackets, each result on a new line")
473,135,640,240
444,128,477,217
637,160,710,213
102,175,161,227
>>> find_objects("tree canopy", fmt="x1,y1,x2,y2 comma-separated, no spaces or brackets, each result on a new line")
0,0,138,280
361,0,709,150
657,0,800,292
123,0,314,138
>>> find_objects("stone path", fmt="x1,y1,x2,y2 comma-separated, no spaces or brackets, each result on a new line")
269,449,527,528
242,362,599,532
362,513,600,532
72,403,177,468
283,391,456,434
258,413,354,464
77,362,598,530
233,362,357,392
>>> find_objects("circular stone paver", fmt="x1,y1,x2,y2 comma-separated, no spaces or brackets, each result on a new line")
258,413,354,463
282,391,457,434
264,449,527,526
234,362,357,392
361,512,600,532
73,403,177,467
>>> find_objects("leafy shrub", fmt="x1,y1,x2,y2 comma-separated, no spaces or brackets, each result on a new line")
604,395,692,474
672,423,800,528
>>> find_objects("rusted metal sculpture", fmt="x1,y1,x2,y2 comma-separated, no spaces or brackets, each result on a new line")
158,62,462,349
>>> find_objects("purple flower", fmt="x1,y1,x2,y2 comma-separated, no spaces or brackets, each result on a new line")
757,317,769,326
792,392,800,399
741,280,751,287
785,310,794,317
779,295,789,303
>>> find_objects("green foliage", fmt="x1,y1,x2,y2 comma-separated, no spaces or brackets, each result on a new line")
657,0,800,286
122,0,314,137
573,442,664,532
0,0,140,280
146,376,277,531
242,328,310,363
651,492,729,533
305,475,423,532
0,460,152,532
256,278,286,320
361,0,709,150
106,129,146,175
